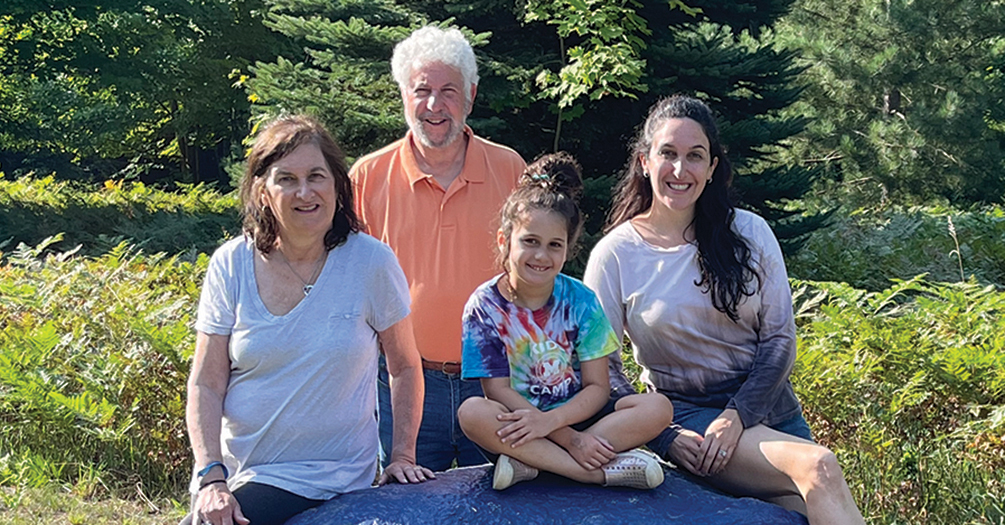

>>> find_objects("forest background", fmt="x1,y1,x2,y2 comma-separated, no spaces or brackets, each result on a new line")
1,0,1004,523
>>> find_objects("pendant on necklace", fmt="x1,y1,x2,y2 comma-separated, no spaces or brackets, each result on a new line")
303,284,313,296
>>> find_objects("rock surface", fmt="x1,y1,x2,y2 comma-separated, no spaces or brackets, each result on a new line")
287,464,809,525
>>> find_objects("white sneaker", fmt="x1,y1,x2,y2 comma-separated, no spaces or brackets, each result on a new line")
492,454,539,490
602,449,664,489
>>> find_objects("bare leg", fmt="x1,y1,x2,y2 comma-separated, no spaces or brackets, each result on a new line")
585,393,674,452
707,425,865,525
457,397,605,484
766,493,808,515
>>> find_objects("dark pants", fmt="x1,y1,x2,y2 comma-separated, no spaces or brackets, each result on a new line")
180,482,325,525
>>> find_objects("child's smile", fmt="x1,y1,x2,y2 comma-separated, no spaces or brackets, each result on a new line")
501,208,568,305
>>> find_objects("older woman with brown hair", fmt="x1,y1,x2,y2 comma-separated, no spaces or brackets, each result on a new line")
184,115,432,525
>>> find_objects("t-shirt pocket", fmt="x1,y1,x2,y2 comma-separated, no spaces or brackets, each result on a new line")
327,308,368,351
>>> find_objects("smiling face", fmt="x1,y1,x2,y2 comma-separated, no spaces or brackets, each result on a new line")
402,61,474,149
259,142,337,242
500,208,569,296
642,117,718,219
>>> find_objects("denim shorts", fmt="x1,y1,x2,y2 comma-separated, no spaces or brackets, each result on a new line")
648,397,813,460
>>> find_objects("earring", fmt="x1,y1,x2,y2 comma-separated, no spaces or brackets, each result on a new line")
707,177,713,184
643,171,650,179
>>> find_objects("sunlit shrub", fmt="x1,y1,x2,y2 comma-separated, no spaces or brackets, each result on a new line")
0,175,239,257
792,277,1005,524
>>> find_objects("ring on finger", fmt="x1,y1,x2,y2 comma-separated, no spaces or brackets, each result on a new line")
718,449,727,458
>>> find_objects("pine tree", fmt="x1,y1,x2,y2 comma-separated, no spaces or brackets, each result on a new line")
565,1,828,253
777,0,1005,205
249,0,825,259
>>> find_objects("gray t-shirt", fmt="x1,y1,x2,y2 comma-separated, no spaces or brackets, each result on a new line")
194,232,409,499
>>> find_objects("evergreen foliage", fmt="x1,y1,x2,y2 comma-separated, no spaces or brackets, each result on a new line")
633,11,827,251
247,2,432,159
777,0,1005,205
248,0,824,256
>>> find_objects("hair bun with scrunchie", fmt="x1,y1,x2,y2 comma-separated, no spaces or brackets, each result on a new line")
518,152,583,201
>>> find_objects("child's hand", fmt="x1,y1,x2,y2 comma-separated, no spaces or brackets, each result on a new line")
565,431,616,470
496,408,558,447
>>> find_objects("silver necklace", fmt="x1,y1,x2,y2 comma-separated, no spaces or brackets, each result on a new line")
277,248,326,296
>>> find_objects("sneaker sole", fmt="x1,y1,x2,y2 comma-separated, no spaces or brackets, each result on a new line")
493,455,515,490
645,457,664,488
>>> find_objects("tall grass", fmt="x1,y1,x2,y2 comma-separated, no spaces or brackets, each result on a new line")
0,237,201,497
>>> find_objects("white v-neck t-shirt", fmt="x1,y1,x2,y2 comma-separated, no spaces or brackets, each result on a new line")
194,232,409,499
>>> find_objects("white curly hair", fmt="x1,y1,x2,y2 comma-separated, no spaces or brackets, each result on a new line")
391,26,479,103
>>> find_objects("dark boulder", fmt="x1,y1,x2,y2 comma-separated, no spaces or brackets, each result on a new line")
287,464,808,524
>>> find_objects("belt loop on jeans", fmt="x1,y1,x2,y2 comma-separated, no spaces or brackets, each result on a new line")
421,358,461,375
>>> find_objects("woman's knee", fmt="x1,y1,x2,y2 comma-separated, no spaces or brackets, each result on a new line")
798,445,846,491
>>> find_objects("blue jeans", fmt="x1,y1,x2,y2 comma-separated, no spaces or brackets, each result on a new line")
377,356,487,471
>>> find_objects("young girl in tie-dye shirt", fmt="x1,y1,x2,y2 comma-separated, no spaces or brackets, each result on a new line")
457,153,674,491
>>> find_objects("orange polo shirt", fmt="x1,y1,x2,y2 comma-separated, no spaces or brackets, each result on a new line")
350,127,525,363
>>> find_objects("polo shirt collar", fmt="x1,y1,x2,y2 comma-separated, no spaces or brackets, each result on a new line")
401,125,483,187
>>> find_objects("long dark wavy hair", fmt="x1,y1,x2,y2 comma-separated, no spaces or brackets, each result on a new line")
607,95,759,321
497,152,584,272
238,115,360,254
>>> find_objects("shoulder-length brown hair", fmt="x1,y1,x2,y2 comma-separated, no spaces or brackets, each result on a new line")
238,115,360,254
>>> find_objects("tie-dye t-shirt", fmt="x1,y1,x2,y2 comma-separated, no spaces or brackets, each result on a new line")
461,273,620,411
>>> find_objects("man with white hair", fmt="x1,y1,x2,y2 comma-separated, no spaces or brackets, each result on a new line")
350,26,526,472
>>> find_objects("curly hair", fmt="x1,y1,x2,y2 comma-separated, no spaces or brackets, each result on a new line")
238,115,359,254
391,26,479,105
607,95,759,321
497,152,584,272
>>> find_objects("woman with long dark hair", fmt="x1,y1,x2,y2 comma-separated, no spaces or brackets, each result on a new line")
584,96,864,524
